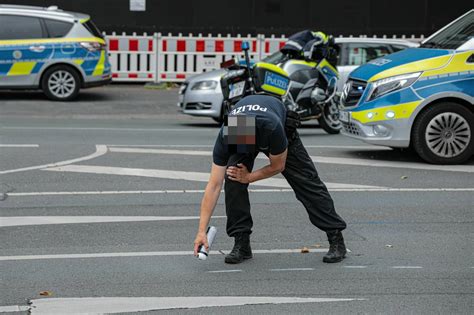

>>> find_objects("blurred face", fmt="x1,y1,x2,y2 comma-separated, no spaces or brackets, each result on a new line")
223,115,256,154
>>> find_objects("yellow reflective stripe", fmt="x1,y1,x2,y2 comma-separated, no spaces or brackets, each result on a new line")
80,17,91,23
370,55,452,82
73,59,85,66
351,101,421,124
92,51,105,76
317,59,339,78
287,60,317,67
0,37,105,46
261,84,287,96
254,62,289,77
422,50,474,77
7,62,36,76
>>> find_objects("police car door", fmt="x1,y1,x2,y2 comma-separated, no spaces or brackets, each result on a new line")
0,14,50,87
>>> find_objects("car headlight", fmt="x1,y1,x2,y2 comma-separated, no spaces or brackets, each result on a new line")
191,81,218,90
367,72,421,101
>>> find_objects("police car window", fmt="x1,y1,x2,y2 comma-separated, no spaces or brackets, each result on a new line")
0,15,45,40
82,19,104,39
44,19,73,38
390,44,410,52
345,44,391,66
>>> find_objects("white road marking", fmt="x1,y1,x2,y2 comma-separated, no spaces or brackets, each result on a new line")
0,145,108,175
207,270,242,273
0,144,38,148
310,156,474,173
108,147,474,172
270,268,314,271
392,266,423,269
0,216,225,228
1,296,364,313
0,248,329,261
107,144,386,150
343,266,368,269
0,305,29,313
5,187,474,198
44,164,382,189
2,126,214,132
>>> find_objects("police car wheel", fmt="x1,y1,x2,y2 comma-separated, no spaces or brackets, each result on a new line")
42,66,80,101
317,100,342,134
412,103,474,164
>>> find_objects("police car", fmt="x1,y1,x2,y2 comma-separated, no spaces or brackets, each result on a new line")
340,10,474,164
0,5,111,101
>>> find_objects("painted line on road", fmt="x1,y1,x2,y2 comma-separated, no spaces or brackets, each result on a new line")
0,216,226,228
207,270,242,273
392,266,423,269
0,248,329,261
270,268,314,272
107,147,474,173
44,164,382,189
1,126,214,132
6,187,474,198
0,145,108,175
106,144,387,150
343,266,368,269
0,296,365,313
0,305,30,313
0,144,38,148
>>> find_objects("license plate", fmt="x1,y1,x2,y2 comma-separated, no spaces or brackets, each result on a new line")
339,111,350,123
229,81,245,98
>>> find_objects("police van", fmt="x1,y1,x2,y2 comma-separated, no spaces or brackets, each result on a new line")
0,5,111,101
339,10,473,164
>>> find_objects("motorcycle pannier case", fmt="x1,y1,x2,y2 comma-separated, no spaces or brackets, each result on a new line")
253,62,290,97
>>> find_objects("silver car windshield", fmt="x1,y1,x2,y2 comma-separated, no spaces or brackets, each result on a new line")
421,10,473,49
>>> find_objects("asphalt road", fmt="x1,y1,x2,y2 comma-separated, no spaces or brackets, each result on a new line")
1,85,473,314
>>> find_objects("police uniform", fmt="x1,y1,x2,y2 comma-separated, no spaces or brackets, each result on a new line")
213,94,347,237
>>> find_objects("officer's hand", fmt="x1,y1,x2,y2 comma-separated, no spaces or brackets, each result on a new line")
193,231,209,256
226,163,250,184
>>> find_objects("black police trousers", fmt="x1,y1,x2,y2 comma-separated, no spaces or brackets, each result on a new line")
224,132,347,237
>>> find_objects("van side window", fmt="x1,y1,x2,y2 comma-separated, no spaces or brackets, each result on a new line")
0,15,45,40
44,19,73,38
343,43,391,66
467,54,474,63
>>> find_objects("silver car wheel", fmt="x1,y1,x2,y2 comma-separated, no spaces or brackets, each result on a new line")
48,70,76,99
425,112,471,158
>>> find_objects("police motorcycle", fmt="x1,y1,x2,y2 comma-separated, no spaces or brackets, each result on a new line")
219,42,291,116
279,31,341,134
220,31,341,134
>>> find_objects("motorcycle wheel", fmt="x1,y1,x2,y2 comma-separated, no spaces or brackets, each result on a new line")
318,100,342,134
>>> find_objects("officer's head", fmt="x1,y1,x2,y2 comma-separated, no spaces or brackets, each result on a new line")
223,115,256,154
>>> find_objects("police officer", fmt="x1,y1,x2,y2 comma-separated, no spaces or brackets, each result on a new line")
193,93,348,264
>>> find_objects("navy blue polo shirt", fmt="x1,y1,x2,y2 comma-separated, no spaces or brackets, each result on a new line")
213,95,288,166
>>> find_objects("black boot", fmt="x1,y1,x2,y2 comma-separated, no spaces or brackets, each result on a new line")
323,230,347,263
225,233,252,264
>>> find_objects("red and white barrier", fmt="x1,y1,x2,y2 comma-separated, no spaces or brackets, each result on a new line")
104,32,422,83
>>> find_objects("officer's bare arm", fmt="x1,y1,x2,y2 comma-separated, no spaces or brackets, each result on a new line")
197,163,226,233
227,149,287,184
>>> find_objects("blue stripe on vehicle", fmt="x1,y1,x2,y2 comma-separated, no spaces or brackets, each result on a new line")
415,78,474,98
0,63,12,75
31,62,44,74
413,71,474,89
353,87,421,112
